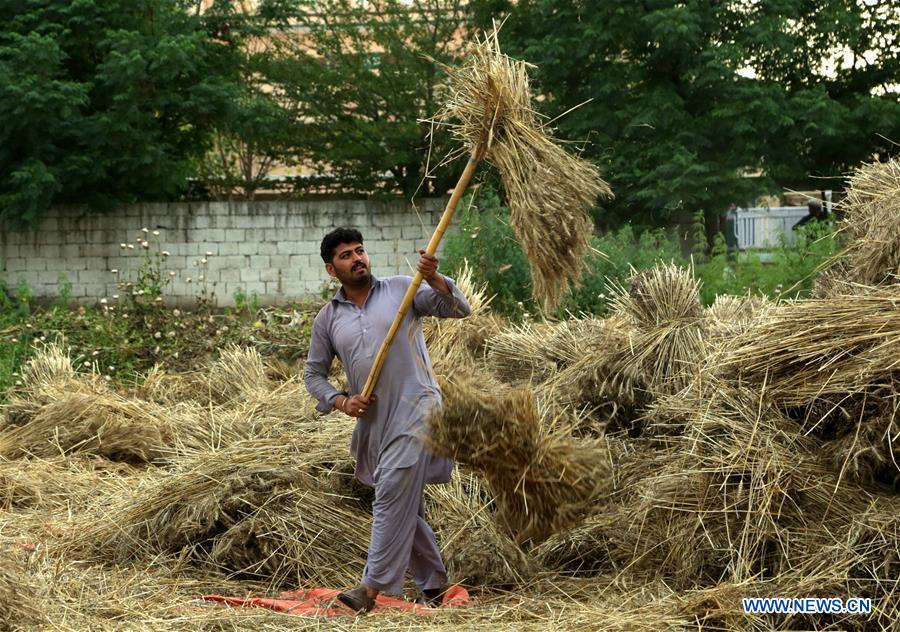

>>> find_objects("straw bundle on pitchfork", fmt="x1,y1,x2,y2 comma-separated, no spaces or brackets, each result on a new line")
361,29,611,397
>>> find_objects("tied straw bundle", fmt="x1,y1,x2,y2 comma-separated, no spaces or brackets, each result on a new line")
429,371,613,545
436,29,612,310
814,158,900,296
361,27,610,397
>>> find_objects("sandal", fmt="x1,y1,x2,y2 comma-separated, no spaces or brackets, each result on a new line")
337,585,376,614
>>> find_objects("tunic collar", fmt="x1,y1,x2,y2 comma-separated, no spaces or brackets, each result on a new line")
332,274,381,306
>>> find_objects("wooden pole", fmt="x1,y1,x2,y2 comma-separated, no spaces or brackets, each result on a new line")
360,154,480,398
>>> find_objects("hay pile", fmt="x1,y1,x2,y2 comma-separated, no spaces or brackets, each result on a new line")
486,318,605,384
425,470,536,586
720,289,900,408
518,264,706,434
438,30,611,310
0,455,137,511
0,346,181,463
704,293,773,342
717,288,900,488
63,428,371,587
0,344,324,464
607,263,707,396
420,159,900,627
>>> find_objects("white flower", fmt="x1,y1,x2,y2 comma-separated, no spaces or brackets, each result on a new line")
167,331,175,338
100,298,108,304
141,241,149,249
113,294,119,300
198,275,204,281
186,277,192,283
168,271,176,277
120,243,127,249
154,331,162,339
110,269,118,274
205,251,213,256
154,296,163,303
142,227,149,233
162,251,170,257
172,309,181,317
92,350,100,356
127,244,135,250
153,345,160,354
200,258,207,264
152,230,160,236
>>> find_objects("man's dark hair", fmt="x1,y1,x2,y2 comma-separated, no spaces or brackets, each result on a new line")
321,227,364,263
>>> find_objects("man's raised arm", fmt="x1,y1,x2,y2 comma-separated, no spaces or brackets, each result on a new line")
412,250,472,319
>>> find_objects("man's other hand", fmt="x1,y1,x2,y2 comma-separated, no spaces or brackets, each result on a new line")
342,393,375,417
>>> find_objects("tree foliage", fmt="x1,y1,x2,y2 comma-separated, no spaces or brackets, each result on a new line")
470,0,900,229
265,0,468,197
193,0,304,200
0,0,247,225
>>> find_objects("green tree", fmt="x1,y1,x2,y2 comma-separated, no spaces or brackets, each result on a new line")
0,0,244,225
266,0,468,197
193,0,304,199
470,0,900,232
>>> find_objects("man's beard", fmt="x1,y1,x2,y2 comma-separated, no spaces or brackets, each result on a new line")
340,262,371,287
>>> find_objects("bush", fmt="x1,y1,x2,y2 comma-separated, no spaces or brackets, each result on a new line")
443,185,840,318
695,221,838,304
443,185,688,317
442,186,534,317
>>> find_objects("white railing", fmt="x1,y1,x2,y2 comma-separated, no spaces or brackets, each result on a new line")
728,206,810,249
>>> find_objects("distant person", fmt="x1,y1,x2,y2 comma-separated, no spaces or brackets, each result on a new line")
793,198,829,231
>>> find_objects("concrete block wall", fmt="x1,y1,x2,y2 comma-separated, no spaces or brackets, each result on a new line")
0,198,449,308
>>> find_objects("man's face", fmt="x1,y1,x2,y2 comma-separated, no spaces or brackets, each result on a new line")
326,241,371,287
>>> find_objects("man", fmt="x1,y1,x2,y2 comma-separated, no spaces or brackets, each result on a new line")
304,227,471,613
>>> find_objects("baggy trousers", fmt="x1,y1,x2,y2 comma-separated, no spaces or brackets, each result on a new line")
361,455,447,594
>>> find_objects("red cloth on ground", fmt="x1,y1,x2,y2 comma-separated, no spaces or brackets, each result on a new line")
201,584,471,616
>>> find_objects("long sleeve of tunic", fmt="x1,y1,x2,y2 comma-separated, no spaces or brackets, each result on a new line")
304,274,471,486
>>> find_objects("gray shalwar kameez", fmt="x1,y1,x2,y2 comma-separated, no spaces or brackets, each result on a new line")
304,274,471,594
